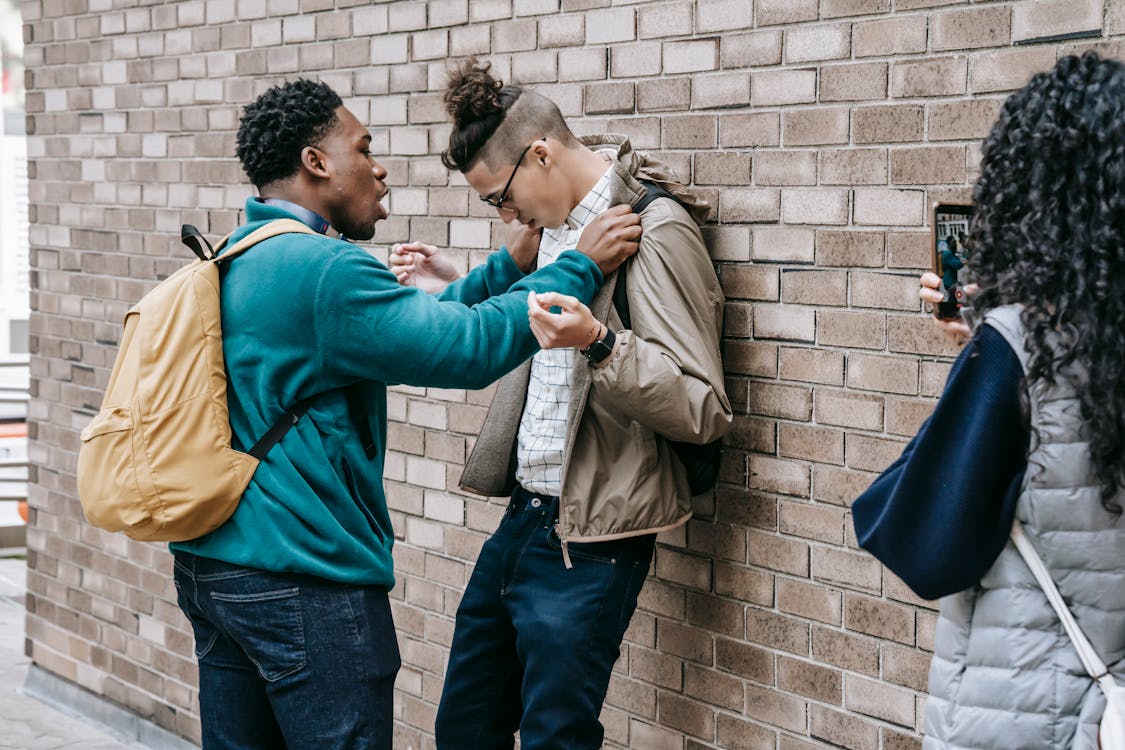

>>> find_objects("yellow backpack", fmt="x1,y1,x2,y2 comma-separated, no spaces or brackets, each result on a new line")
77,219,316,541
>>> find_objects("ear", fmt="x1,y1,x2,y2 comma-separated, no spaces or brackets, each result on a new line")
300,145,331,180
531,140,552,168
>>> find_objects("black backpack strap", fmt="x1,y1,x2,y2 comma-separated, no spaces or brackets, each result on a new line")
248,384,375,462
613,181,684,329
249,399,313,461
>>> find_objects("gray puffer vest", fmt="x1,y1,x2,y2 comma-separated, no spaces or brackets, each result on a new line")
925,305,1125,750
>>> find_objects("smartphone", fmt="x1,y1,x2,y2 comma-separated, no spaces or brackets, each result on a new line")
931,202,974,320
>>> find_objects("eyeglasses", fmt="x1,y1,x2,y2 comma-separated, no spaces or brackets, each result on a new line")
479,138,545,213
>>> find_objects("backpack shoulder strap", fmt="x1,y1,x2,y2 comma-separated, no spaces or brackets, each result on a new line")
213,219,320,264
613,181,686,329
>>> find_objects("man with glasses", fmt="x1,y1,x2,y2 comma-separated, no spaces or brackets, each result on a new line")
391,60,732,750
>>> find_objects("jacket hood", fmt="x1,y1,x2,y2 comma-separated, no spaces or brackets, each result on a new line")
579,134,714,225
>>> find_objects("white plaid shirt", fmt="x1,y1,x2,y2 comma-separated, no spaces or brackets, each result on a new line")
515,163,614,496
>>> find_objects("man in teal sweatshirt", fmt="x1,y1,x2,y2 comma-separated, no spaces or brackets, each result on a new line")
169,79,640,750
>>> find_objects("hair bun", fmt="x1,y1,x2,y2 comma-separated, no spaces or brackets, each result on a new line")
444,58,505,127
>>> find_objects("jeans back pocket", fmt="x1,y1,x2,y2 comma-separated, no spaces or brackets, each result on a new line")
209,585,307,682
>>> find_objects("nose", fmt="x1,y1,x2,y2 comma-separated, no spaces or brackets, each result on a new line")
371,159,387,181
497,206,517,223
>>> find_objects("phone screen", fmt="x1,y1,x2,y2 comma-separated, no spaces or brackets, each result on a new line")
931,202,973,320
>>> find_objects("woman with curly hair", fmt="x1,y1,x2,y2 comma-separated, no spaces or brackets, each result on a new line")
854,51,1125,749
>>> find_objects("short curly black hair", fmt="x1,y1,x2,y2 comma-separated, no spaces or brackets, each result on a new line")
236,79,343,188
967,51,1125,512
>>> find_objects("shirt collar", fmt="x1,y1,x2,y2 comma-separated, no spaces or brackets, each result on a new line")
251,197,332,234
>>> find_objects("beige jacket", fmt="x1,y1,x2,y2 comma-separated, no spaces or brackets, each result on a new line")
460,135,732,562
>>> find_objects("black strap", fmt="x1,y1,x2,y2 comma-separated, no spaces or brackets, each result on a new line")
249,400,312,460
613,181,683,329
247,383,376,462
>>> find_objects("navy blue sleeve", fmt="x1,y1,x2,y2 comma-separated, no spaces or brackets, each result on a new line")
851,325,1029,600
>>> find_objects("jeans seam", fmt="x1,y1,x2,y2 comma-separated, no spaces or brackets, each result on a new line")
209,587,300,603
194,569,267,582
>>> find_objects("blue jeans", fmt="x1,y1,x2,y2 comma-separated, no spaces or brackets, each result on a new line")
435,487,655,750
173,552,400,750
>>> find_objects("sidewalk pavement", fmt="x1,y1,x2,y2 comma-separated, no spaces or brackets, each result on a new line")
0,553,145,750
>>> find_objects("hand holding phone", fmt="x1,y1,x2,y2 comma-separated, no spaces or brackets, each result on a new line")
930,202,973,320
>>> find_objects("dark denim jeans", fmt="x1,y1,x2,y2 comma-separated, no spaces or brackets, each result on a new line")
435,487,655,750
173,551,400,750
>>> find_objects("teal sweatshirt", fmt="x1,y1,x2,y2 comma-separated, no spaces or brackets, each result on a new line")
171,199,603,586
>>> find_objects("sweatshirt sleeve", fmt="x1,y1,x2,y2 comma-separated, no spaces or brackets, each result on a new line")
314,246,601,391
436,247,527,306
851,324,1029,600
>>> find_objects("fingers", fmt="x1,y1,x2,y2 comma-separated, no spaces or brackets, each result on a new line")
394,241,438,257
918,272,944,304
530,291,581,311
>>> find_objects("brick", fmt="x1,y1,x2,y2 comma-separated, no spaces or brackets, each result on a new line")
745,682,808,733
888,315,963,358
778,497,846,544
812,625,880,676
720,189,780,223
847,354,918,395
756,0,818,26
716,637,774,684
716,714,778,750
815,390,884,431
854,16,927,57
663,115,717,149
850,271,919,311
638,2,693,40
892,56,968,98
696,0,753,32
882,644,931,691
884,396,935,436
720,265,780,300
753,151,817,186
781,270,847,307
662,39,719,74
887,231,930,270
819,148,886,186
783,107,850,146
721,112,781,148
695,151,752,186
931,6,1011,51
722,30,783,69
1012,0,1103,43
853,189,925,226
585,81,634,114
816,231,884,268
558,47,607,81
853,105,923,145
586,7,635,44
969,46,1058,93
810,704,880,750
890,146,966,185
753,304,815,342
845,594,916,644
818,310,887,350
785,23,851,63
638,78,691,111
715,562,775,607
847,433,906,473
753,69,818,107
747,453,810,498
779,656,842,704
611,42,662,78
693,72,751,109
928,99,1004,142
820,62,887,102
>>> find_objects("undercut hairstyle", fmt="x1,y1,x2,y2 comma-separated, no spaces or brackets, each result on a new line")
966,51,1125,512
236,79,343,188
441,58,577,172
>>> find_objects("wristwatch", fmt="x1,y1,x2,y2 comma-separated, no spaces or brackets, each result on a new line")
580,327,616,365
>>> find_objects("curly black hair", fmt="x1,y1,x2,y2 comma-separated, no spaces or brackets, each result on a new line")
235,79,343,188
967,51,1125,512
441,59,523,171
